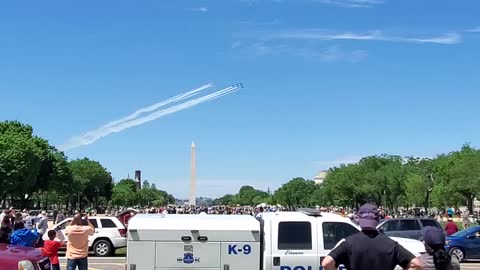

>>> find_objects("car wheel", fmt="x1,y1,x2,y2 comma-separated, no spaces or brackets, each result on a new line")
93,239,112,257
449,247,465,262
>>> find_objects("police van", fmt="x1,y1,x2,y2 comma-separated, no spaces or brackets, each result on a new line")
126,209,425,270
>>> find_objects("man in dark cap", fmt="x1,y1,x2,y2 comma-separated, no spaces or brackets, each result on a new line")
321,203,423,270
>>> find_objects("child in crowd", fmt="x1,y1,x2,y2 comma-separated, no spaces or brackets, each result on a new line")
43,230,64,270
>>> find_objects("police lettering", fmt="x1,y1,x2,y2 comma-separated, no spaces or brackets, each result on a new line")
281,266,346,270
280,267,312,270
228,244,252,255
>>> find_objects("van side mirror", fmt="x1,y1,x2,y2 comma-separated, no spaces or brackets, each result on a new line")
378,227,384,234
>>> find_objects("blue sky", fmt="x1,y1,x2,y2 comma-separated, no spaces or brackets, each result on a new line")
1,0,479,198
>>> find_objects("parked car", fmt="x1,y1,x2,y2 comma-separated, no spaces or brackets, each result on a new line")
377,218,442,240
446,226,480,262
0,243,51,270
44,216,127,256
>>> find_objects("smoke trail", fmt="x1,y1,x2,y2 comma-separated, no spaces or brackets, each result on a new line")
102,83,214,129
59,85,239,151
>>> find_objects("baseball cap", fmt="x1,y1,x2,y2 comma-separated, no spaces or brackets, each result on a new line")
421,226,446,247
358,203,380,230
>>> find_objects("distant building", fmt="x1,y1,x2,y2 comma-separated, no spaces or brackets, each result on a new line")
175,198,190,206
174,197,213,207
314,170,328,185
135,170,142,190
196,197,213,206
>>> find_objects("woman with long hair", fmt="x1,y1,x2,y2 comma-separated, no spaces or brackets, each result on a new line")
420,226,460,270
0,215,13,243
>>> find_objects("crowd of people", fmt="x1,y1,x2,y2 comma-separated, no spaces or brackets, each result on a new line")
0,208,51,247
0,207,95,270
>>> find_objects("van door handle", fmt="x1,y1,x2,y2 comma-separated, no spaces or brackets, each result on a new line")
197,236,208,241
273,257,280,266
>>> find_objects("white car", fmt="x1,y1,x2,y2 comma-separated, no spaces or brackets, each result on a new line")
44,216,127,257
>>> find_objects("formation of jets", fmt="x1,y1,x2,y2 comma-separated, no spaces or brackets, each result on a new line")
233,83,244,88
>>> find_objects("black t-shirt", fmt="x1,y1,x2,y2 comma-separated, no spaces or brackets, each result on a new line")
328,230,415,270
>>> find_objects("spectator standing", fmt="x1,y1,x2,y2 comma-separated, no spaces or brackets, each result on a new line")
0,215,13,244
24,211,36,230
65,214,94,270
14,212,23,226
445,218,459,236
56,211,66,224
419,226,460,270
52,209,58,224
321,203,422,270
0,210,7,223
10,222,39,247
36,211,49,247
461,210,469,229
43,230,64,270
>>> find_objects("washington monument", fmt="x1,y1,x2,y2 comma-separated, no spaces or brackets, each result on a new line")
189,141,196,206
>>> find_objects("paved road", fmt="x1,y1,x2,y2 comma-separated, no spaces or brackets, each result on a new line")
59,257,126,270
58,257,480,270
462,262,480,269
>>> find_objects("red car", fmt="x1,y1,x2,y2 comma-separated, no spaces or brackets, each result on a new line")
0,243,51,270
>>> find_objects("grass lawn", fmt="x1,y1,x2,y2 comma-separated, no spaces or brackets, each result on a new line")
115,247,127,256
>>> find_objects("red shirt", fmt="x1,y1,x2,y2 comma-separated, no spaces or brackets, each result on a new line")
43,240,63,264
445,221,459,236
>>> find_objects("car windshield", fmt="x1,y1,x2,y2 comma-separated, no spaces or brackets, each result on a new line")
451,226,480,237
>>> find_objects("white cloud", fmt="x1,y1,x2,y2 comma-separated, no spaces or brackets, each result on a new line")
314,155,364,169
237,42,368,63
269,30,461,45
466,27,480,33
315,0,384,8
191,7,208,13
243,0,380,7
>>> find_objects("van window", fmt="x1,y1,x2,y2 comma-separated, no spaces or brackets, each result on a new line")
323,222,358,250
278,222,312,250
101,219,117,228
398,220,420,231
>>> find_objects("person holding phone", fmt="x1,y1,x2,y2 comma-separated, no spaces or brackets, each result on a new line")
64,214,94,270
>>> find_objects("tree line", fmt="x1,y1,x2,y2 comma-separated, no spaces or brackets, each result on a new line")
3,121,479,213
0,121,174,210
213,145,480,214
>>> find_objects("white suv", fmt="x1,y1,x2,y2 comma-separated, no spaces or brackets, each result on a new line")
44,216,127,257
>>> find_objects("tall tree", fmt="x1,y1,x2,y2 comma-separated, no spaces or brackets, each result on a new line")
0,121,73,208
69,158,113,209
273,178,316,208
448,145,480,213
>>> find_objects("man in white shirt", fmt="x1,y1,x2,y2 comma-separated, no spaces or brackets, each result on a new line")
36,211,49,247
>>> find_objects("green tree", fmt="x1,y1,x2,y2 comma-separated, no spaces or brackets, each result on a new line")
404,174,426,207
0,121,73,208
69,158,113,209
212,194,235,205
273,178,316,208
237,186,269,206
112,179,137,206
447,145,480,213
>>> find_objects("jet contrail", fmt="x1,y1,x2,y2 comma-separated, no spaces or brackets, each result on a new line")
59,84,240,151
102,83,214,129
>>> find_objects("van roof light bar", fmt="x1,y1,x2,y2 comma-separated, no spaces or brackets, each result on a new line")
298,208,322,217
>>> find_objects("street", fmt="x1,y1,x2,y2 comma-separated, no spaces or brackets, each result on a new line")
59,257,126,270
59,257,480,270
461,262,480,269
